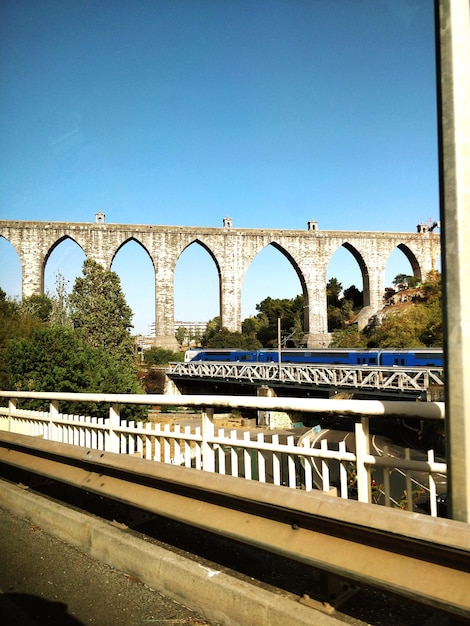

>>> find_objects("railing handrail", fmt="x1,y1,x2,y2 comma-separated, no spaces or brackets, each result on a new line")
0,390,445,419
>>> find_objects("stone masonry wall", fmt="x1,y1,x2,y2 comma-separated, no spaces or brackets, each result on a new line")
0,220,441,348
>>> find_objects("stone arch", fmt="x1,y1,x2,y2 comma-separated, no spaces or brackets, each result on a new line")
337,242,370,306
43,235,86,296
174,239,221,327
110,236,154,270
325,241,379,333
44,235,85,266
177,238,221,275
111,237,156,336
395,243,422,280
242,241,308,333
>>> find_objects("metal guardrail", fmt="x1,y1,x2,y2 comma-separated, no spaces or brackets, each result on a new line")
168,362,445,398
0,430,468,619
0,391,446,513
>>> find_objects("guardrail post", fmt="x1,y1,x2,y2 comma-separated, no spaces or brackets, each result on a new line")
108,403,121,453
49,400,59,441
201,407,215,472
8,398,17,432
355,417,371,503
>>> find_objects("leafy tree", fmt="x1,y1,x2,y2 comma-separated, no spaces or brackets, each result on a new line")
330,326,368,348
20,294,52,322
343,285,363,308
7,326,145,420
144,347,183,365
201,316,222,345
48,272,72,327
69,259,135,365
365,274,442,348
138,366,167,394
392,274,421,290
326,278,342,307
0,289,45,390
205,328,262,349
175,326,187,346
327,304,344,332
251,295,305,347
202,317,261,348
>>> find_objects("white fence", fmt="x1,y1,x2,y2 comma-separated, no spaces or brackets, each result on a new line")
0,391,447,516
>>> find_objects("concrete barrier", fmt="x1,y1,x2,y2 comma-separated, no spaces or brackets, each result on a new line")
0,479,342,626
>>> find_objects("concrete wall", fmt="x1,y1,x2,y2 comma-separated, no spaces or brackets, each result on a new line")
0,219,440,348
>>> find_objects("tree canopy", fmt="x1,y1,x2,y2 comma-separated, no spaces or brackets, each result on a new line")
332,272,442,348
69,259,135,364
2,260,145,418
7,325,145,419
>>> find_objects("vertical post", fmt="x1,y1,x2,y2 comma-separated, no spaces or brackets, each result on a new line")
277,317,282,380
49,400,59,442
8,398,17,432
436,0,470,522
201,407,215,472
355,418,371,503
404,448,413,512
108,403,121,453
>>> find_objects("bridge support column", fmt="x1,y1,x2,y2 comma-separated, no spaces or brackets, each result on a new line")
303,267,329,347
153,269,178,350
358,265,387,330
21,251,44,297
220,273,241,332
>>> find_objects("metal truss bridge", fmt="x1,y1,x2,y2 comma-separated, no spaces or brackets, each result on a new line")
168,362,445,399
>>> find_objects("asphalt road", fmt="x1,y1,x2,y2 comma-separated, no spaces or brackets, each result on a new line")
0,506,215,626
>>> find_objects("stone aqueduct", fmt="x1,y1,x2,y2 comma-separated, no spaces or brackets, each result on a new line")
0,217,440,349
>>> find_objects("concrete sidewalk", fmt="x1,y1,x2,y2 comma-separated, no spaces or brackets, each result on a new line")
0,505,213,626
0,480,342,626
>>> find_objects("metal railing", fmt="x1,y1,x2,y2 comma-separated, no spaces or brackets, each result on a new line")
0,431,468,620
168,362,445,398
0,391,446,515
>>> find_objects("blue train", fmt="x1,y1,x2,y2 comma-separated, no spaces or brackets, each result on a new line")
184,348,444,367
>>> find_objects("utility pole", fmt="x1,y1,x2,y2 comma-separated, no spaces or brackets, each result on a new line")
436,0,470,522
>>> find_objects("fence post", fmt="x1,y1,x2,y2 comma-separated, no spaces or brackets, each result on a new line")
355,417,371,503
49,400,59,441
8,398,17,432
405,448,413,512
108,403,120,453
201,407,215,472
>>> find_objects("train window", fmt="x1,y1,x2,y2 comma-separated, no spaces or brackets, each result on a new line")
369,357,377,364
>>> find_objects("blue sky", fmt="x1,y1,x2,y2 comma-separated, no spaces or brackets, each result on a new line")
0,0,439,335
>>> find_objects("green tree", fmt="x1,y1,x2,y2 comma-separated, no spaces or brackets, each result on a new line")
343,285,363,308
204,328,262,349
48,272,72,327
7,326,145,419
175,326,187,346
0,289,44,390
144,347,183,365
326,278,342,307
201,316,221,345
69,259,135,364
392,274,421,290
20,294,52,322
330,326,368,348
251,295,305,347
366,274,442,348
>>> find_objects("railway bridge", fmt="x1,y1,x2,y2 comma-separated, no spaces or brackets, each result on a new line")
167,361,445,401
0,218,439,349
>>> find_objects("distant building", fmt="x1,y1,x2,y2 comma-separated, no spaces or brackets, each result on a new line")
146,320,208,346
174,321,207,346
